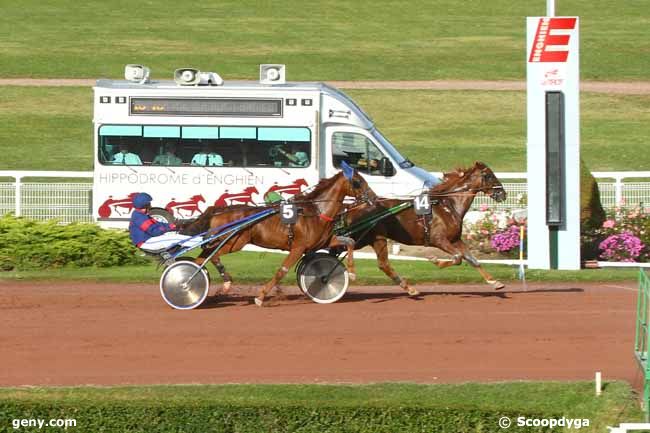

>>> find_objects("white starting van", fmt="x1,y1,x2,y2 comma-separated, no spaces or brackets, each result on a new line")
93,64,438,225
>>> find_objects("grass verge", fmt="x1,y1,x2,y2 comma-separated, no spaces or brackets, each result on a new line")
1,1,648,81
0,251,640,284
0,382,642,433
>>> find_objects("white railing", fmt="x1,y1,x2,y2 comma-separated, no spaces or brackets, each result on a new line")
1,170,650,222
0,171,93,221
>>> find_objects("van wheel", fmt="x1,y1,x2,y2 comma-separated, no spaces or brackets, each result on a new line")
150,208,175,224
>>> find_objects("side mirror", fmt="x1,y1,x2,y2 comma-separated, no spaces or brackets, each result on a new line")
379,157,395,177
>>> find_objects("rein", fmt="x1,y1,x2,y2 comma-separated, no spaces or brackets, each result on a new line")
429,185,503,199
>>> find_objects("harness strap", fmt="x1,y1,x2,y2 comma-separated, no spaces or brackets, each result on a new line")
319,213,334,222
287,224,294,248
420,213,432,246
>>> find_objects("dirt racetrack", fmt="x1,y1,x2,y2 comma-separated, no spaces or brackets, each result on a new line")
0,280,640,387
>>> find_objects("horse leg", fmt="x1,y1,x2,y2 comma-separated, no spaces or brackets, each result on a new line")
426,239,464,269
372,238,419,297
328,236,356,281
194,249,234,294
255,248,305,307
453,240,505,290
211,257,234,294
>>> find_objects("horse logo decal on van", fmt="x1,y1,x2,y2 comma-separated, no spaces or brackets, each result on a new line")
165,195,205,218
214,187,259,207
98,193,138,218
263,179,308,202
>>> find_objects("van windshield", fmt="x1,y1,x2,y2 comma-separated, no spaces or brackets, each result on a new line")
371,129,413,168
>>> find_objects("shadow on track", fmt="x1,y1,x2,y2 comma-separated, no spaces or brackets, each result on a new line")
196,287,585,309
338,287,584,304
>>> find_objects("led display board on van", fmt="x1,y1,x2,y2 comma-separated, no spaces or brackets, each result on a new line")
130,98,283,117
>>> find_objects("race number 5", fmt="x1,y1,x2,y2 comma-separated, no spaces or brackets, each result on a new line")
414,194,431,215
280,203,298,224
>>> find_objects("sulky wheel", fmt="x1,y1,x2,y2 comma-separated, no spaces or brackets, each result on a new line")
298,252,349,304
295,254,310,290
159,261,210,310
149,208,175,225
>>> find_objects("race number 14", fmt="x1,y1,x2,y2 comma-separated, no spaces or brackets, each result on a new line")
414,194,431,215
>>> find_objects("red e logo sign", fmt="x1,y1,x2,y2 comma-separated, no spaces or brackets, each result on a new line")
529,17,577,63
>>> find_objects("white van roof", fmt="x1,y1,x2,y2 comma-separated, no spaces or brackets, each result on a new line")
94,79,374,129
95,78,329,91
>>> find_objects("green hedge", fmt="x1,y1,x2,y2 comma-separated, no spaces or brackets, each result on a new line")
0,402,554,433
0,215,147,270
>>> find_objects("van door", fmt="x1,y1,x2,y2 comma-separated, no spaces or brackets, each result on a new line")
324,126,396,197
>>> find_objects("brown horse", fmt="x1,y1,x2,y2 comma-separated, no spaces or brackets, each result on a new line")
179,167,375,306
339,161,507,294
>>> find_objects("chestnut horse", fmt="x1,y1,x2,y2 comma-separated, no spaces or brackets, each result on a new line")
179,165,375,306
338,161,507,295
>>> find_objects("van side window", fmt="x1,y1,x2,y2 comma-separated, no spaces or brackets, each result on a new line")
331,132,389,176
98,125,310,168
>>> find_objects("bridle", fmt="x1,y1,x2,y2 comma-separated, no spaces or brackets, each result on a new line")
480,169,506,200
430,168,505,201
350,177,375,206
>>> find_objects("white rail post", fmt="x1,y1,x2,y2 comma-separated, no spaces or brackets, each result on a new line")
614,175,624,207
14,175,22,217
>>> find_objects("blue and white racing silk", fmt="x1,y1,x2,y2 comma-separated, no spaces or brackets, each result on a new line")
139,232,202,253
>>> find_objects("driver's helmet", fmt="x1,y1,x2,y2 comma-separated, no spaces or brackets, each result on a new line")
133,192,153,209
264,191,283,204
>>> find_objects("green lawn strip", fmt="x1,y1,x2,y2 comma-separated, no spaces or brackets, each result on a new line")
1,87,649,173
0,1,647,81
0,251,640,284
0,382,641,432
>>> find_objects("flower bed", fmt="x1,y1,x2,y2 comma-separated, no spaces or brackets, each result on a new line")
582,206,650,263
464,204,650,263
463,206,526,260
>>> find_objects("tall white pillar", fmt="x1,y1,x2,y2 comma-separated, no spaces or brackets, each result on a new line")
526,16,581,270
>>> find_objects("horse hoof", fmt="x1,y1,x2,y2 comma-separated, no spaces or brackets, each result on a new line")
491,281,505,290
408,287,420,297
254,297,264,307
222,281,232,294
349,272,356,281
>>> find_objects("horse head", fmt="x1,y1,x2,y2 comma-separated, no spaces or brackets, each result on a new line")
468,162,507,202
433,162,506,203
340,162,377,205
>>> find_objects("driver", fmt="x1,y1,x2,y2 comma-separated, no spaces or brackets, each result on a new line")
129,192,201,252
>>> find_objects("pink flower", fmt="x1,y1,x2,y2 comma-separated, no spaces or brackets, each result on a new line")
602,219,616,229
479,204,489,212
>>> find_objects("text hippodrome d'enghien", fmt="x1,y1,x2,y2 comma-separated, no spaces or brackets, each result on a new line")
99,172,264,186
